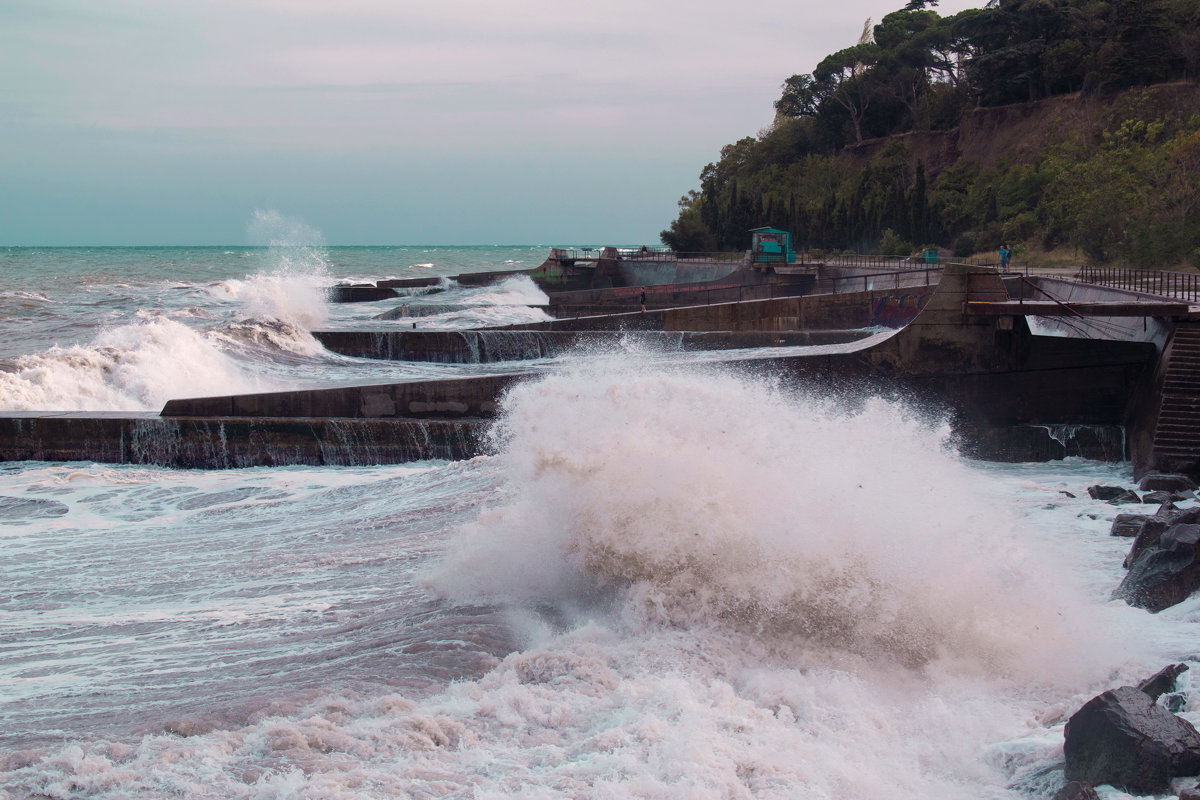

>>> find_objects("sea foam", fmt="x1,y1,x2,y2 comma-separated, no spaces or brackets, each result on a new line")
0,315,279,412
433,360,1138,682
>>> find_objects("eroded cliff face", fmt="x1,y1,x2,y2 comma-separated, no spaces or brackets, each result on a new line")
849,82,1200,178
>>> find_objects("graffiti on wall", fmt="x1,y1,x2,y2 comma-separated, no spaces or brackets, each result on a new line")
871,292,931,328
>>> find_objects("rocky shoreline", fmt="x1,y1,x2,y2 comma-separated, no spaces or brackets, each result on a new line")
1053,473,1200,797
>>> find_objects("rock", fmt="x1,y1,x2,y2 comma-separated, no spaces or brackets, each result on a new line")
1121,505,1199,568
1123,517,1171,568
1142,490,1177,506
1060,490,1078,499
1112,513,1152,538
1166,507,1200,526
1181,784,1200,800
1089,485,1136,501
1052,781,1100,800
1139,473,1199,493
1063,685,1200,794
1137,663,1189,701
1115,524,1200,611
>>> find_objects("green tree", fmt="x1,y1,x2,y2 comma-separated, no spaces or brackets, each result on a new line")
814,43,882,146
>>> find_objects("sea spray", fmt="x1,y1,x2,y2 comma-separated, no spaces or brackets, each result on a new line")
0,361,1167,798
0,315,278,411
432,361,1138,682
397,276,552,330
226,208,333,329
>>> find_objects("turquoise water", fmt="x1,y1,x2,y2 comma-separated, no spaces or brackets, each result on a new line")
0,245,550,290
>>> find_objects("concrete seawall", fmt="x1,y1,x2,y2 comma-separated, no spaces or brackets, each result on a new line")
311,330,873,362
499,283,937,333
2,264,1186,471
0,413,488,468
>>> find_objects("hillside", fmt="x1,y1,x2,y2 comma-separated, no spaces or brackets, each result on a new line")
661,0,1200,269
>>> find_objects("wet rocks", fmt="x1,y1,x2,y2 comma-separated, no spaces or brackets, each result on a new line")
1140,473,1199,494
1088,485,1141,504
1111,512,1160,539
1138,663,1190,704
1115,524,1200,611
1051,781,1101,800
1063,681,1200,795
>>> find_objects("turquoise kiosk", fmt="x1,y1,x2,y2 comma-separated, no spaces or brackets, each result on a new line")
749,227,796,264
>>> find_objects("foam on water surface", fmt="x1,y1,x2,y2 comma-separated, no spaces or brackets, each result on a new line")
0,359,1180,799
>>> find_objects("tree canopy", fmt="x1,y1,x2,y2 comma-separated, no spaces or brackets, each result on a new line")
662,0,1200,267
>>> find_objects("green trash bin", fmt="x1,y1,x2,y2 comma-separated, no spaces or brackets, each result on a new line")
924,248,938,264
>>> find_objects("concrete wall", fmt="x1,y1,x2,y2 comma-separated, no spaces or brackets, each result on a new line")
502,284,936,333
0,413,487,467
161,374,534,418
311,330,872,362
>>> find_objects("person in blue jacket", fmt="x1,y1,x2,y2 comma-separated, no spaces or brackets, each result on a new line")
999,243,1012,269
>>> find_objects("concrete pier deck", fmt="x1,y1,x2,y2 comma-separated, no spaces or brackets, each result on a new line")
311,329,874,363
0,411,487,468
4,264,1195,472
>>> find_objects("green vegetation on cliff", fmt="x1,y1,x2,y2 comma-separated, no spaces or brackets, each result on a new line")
662,0,1200,267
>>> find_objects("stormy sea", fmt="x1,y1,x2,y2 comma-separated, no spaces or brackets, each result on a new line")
1,233,1195,799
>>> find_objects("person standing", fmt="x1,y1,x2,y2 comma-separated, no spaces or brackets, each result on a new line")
999,243,1011,269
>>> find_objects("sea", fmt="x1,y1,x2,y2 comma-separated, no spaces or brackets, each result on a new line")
1,240,1197,799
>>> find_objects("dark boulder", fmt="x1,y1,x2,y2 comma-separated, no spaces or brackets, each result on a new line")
1138,663,1189,702
1123,517,1172,568
1122,506,1200,568
1115,524,1200,611
1139,473,1199,493
1111,513,1153,538
1063,685,1200,794
1142,490,1177,506
1052,781,1100,800
1089,482,1132,501
1167,507,1200,526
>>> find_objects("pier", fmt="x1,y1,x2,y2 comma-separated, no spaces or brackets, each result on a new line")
3,248,1198,476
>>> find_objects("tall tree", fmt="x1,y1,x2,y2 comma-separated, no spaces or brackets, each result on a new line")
813,43,882,146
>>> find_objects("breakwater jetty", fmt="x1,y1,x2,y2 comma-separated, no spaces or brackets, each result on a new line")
3,255,1197,476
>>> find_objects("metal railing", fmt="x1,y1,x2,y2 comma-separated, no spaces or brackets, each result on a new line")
1074,266,1200,303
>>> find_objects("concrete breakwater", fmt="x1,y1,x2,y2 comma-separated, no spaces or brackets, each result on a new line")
0,412,487,468
3,263,1194,473
311,330,873,363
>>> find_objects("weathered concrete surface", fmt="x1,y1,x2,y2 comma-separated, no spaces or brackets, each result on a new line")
161,374,533,419
0,413,486,467
327,285,400,303
167,267,1156,448
966,300,1190,316
502,284,937,334
542,271,816,315
311,329,873,363
0,265,1171,469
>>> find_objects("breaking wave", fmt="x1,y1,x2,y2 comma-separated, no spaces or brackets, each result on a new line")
0,314,311,412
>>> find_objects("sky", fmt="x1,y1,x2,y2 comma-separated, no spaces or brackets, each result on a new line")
0,0,980,246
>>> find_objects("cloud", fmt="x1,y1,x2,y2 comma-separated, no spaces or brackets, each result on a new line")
0,0,984,244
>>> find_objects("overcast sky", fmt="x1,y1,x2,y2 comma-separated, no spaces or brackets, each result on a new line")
0,0,979,246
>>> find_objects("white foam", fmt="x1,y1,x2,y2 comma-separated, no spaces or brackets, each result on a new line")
206,267,330,330
0,362,1169,799
0,315,280,411
434,363,1135,683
